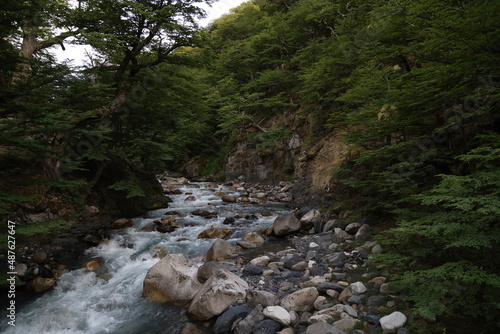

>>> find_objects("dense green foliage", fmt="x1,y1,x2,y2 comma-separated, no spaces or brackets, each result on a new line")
0,0,212,215
197,0,500,331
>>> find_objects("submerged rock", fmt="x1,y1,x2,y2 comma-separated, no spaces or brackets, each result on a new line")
198,227,233,239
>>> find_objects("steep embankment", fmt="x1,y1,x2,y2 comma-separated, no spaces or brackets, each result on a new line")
221,113,349,206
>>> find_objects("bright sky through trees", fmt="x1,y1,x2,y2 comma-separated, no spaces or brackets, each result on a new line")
53,0,248,65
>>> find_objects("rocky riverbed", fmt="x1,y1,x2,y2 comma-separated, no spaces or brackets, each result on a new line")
148,176,411,334
2,176,410,334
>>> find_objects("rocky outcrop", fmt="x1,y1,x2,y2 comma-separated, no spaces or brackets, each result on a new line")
142,254,202,305
187,269,249,320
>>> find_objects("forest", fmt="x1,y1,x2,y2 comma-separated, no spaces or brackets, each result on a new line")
1,0,499,332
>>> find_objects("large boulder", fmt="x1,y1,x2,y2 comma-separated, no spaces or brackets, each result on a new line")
272,214,301,237
197,262,226,282
280,287,319,312
198,227,233,239
142,254,202,305
205,239,234,262
187,269,249,321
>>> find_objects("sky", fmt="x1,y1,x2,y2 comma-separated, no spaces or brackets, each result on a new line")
54,0,248,65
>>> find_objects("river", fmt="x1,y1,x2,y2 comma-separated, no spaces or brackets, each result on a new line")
1,182,290,334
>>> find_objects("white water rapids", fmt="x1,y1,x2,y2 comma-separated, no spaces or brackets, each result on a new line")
2,182,289,334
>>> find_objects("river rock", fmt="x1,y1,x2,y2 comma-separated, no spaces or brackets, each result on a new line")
242,263,263,276
83,258,104,271
272,214,301,237
247,290,278,308
322,220,336,232
250,256,270,267
261,210,273,217
333,317,358,331
350,281,367,295
280,287,319,312
242,231,265,246
334,228,350,239
343,304,358,318
205,239,234,262
253,319,281,334
191,209,218,219
300,209,321,229
338,287,353,302
151,246,169,259
15,263,28,276
142,254,202,305
380,311,407,332
380,283,391,294
234,304,265,334
237,240,258,249
263,306,290,326
26,276,57,292
187,269,248,321
156,222,180,233
372,244,383,254
222,195,237,203
197,262,226,282
213,305,253,334
198,227,233,239
317,282,345,293
355,224,371,239
33,252,48,264
179,323,200,334
367,295,388,307
112,218,133,229
345,222,361,234
305,321,346,334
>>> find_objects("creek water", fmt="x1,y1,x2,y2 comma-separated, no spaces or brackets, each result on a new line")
1,182,290,334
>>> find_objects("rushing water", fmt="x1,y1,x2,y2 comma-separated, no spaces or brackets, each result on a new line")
1,182,289,334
